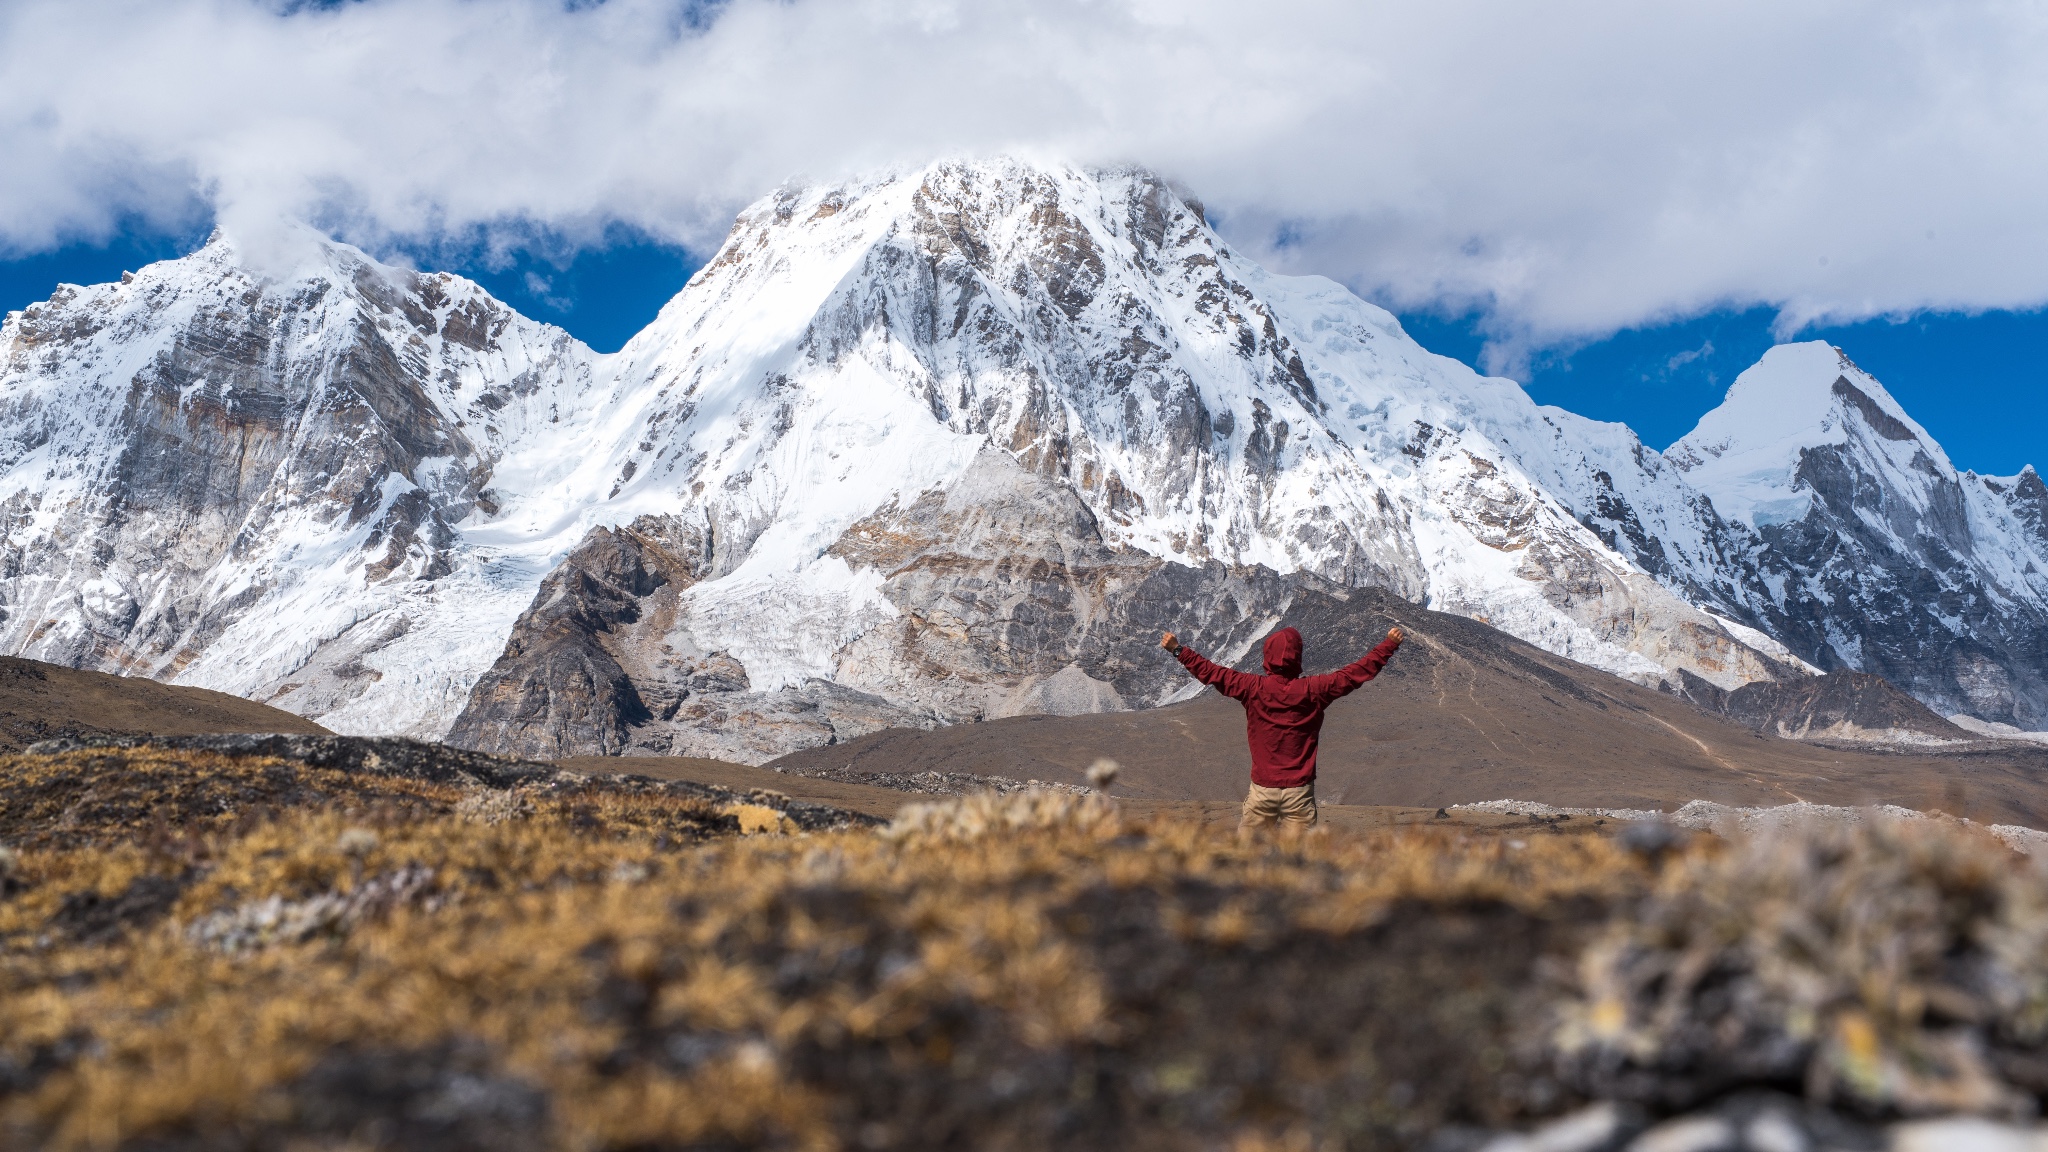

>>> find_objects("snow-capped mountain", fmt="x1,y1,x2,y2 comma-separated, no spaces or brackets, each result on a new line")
1669,343,2048,731
444,159,1803,759
0,229,597,736
1,158,2036,760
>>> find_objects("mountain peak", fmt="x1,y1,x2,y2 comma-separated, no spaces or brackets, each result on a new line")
1667,340,1942,528
1667,340,2048,728
197,218,383,286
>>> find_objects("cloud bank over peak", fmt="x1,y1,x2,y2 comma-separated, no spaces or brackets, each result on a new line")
6,0,2047,353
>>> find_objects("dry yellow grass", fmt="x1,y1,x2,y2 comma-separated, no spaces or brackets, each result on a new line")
2,744,2046,1150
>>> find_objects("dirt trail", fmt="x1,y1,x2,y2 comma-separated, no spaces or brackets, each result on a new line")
1649,714,1807,804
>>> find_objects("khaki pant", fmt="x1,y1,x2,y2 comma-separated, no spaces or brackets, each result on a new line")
1239,780,1318,834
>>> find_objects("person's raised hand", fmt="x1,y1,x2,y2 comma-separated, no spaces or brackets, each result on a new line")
1386,626,1405,645
1160,631,1181,654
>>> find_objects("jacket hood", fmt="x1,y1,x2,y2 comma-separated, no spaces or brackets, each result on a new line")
1262,627,1303,678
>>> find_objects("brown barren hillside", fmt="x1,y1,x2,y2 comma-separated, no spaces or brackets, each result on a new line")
769,587,2048,828
0,656,329,750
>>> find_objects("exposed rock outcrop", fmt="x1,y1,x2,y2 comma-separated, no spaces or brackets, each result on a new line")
447,514,935,762
446,517,705,758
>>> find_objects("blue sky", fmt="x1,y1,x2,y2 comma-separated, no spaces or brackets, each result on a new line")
412,227,702,355
0,224,701,360
8,226,2040,477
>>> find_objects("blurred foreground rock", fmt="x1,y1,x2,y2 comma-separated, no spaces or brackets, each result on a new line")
1461,1094,2048,1151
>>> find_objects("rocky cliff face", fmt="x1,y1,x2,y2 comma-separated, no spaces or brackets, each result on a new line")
444,512,939,764
447,449,1346,761
1670,343,2048,730
1,161,2040,759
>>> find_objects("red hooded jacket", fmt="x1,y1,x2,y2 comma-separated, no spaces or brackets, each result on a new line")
1175,626,1401,789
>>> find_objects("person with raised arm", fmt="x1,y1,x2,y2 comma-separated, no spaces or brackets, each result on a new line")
1160,624,1404,834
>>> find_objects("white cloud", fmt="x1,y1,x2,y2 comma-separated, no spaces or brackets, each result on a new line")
5,0,2047,352
1666,341,1714,374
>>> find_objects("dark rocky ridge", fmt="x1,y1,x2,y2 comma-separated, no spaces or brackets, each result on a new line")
1679,668,1973,744
446,513,940,764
